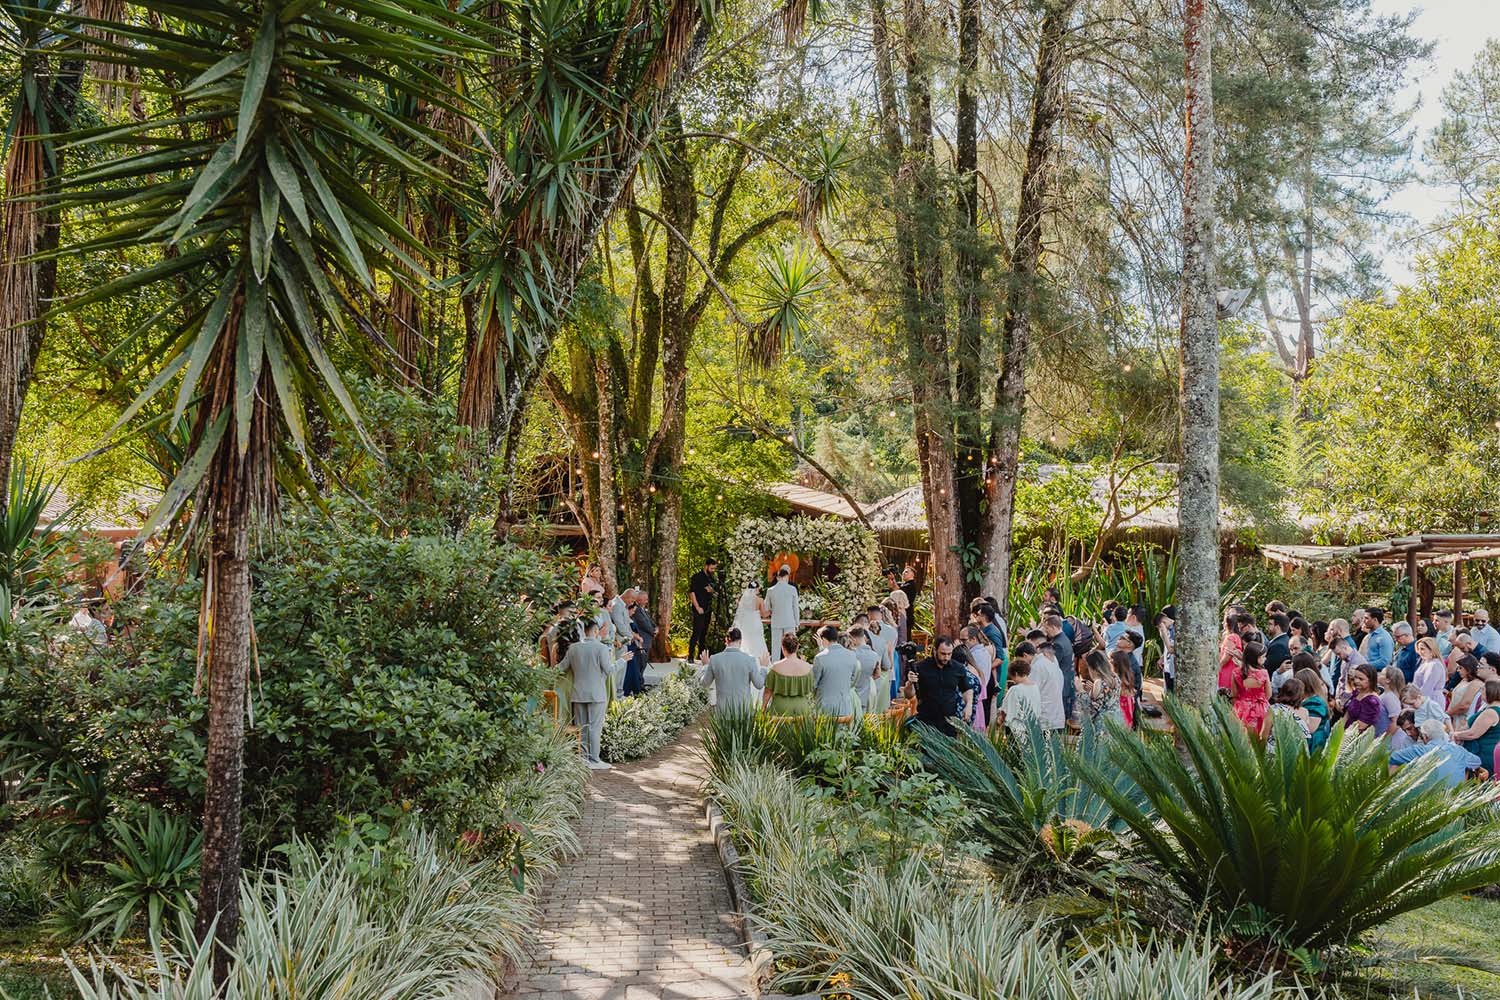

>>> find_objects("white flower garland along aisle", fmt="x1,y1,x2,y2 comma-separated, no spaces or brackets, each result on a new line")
726,516,882,623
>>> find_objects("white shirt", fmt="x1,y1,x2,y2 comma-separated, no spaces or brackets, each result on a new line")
1001,683,1042,733
1030,654,1066,730
967,643,993,692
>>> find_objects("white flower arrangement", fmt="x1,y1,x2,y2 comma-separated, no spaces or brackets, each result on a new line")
726,515,882,623
599,668,709,763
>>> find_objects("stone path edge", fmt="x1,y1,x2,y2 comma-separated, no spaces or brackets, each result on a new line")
704,799,781,995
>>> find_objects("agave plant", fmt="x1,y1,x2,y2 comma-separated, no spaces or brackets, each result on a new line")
915,718,1143,885
1079,699,1500,950
0,458,72,598
83,808,202,944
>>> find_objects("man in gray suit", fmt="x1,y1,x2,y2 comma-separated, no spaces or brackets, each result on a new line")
696,627,768,714
766,566,800,655
849,626,880,714
811,625,859,716
557,618,620,770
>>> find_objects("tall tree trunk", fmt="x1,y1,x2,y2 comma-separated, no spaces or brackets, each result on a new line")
981,0,1074,609
594,349,619,595
951,0,985,581
193,341,262,982
1176,0,1219,709
898,0,964,636
0,57,80,511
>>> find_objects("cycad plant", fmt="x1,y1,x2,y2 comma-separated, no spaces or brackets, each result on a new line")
58,0,482,975
1080,698,1500,951
915,718,1143,888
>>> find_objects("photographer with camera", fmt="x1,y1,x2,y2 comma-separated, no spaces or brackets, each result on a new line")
900,636,968,737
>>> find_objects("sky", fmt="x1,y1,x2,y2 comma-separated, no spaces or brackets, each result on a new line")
1372,0,1500,279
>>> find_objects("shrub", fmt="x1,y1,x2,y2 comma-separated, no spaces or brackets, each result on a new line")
599,668,707,762
701,709,911,784
1080,698,1500,951
0,519,568,854
711,761,1295,1000
915,718,1145,891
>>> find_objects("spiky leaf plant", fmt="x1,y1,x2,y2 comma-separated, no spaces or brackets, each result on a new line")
915,716,1144,886
1079,698,1500,950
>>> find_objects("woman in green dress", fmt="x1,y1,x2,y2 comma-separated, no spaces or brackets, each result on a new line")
763,631,816,716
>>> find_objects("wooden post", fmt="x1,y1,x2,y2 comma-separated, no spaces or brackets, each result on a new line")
1405,550,1418,628
1454,560,1465,618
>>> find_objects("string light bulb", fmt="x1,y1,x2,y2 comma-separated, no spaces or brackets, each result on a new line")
1122,363,1132,373
591,450,600,459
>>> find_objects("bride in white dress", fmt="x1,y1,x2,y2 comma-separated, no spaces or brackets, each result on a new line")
733,582,771,663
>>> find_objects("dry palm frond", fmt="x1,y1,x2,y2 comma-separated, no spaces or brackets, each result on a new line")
77,0,134,114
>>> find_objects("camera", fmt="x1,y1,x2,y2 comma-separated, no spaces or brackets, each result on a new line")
896,641,920,659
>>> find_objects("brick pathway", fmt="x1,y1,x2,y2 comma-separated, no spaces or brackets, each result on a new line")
507,728,755,1000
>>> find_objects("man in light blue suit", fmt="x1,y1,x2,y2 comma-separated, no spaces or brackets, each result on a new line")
696,628,768,714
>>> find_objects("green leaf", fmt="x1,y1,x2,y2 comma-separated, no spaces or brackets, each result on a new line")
238,278,269,455
183,52,249,94
236,7,278,160
138,407,230,541
262,323,308,459
286,133,370,286
264,136,309,231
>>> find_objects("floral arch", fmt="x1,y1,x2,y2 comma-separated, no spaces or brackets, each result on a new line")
726,516,883,623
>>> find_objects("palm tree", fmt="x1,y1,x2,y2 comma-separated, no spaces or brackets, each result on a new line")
61,0,480,978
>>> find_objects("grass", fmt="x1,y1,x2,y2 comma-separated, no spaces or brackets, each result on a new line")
1373,892,1500,999
0,928,78,1000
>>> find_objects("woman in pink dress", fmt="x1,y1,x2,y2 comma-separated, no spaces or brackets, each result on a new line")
1232,640,1270,735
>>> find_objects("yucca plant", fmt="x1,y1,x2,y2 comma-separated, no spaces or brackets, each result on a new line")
83,807,201,944
915,717,1143,888
1079,699,1500,951
66,828,537,999
57,0,485,974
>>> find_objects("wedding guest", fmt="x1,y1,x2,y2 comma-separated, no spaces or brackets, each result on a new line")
696,627,767,715
999,656,1041,737
1265,613,1292,678
1472,608,1500,655
1451,679,1500,767
1293,661,1332,752
1433,609,1456,655
557,618,621,770
1110,649,1138,728
961,626,993,732
1077,649,1126,737
1155,606,1176,693
1042,614,1076,722
1401,683,1449,735
626,588,655,697
1448,656,1484,728
1362,608,1394,672
1392,621,1418,683
812,625,860,717
850,626,881,715
1232,641,1270,735
899,565,920,609
1390,718,1481,789
1339,664,1382,734
1028,640,1066,732
883,596,906,700
868,605,898,713
1376,667,1406,740
1412,637,1448,706
764,633,816,716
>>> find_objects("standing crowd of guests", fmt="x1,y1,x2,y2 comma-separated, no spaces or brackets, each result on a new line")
1213,600,1499,785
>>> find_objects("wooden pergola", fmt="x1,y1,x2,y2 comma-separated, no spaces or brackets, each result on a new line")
1260,534,1500,623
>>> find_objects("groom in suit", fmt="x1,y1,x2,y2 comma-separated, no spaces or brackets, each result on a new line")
766,566,800,656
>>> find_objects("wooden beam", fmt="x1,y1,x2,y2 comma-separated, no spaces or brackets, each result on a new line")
1406,549,1419,628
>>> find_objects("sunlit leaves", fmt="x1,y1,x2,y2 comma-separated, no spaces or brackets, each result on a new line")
746,243,822,368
